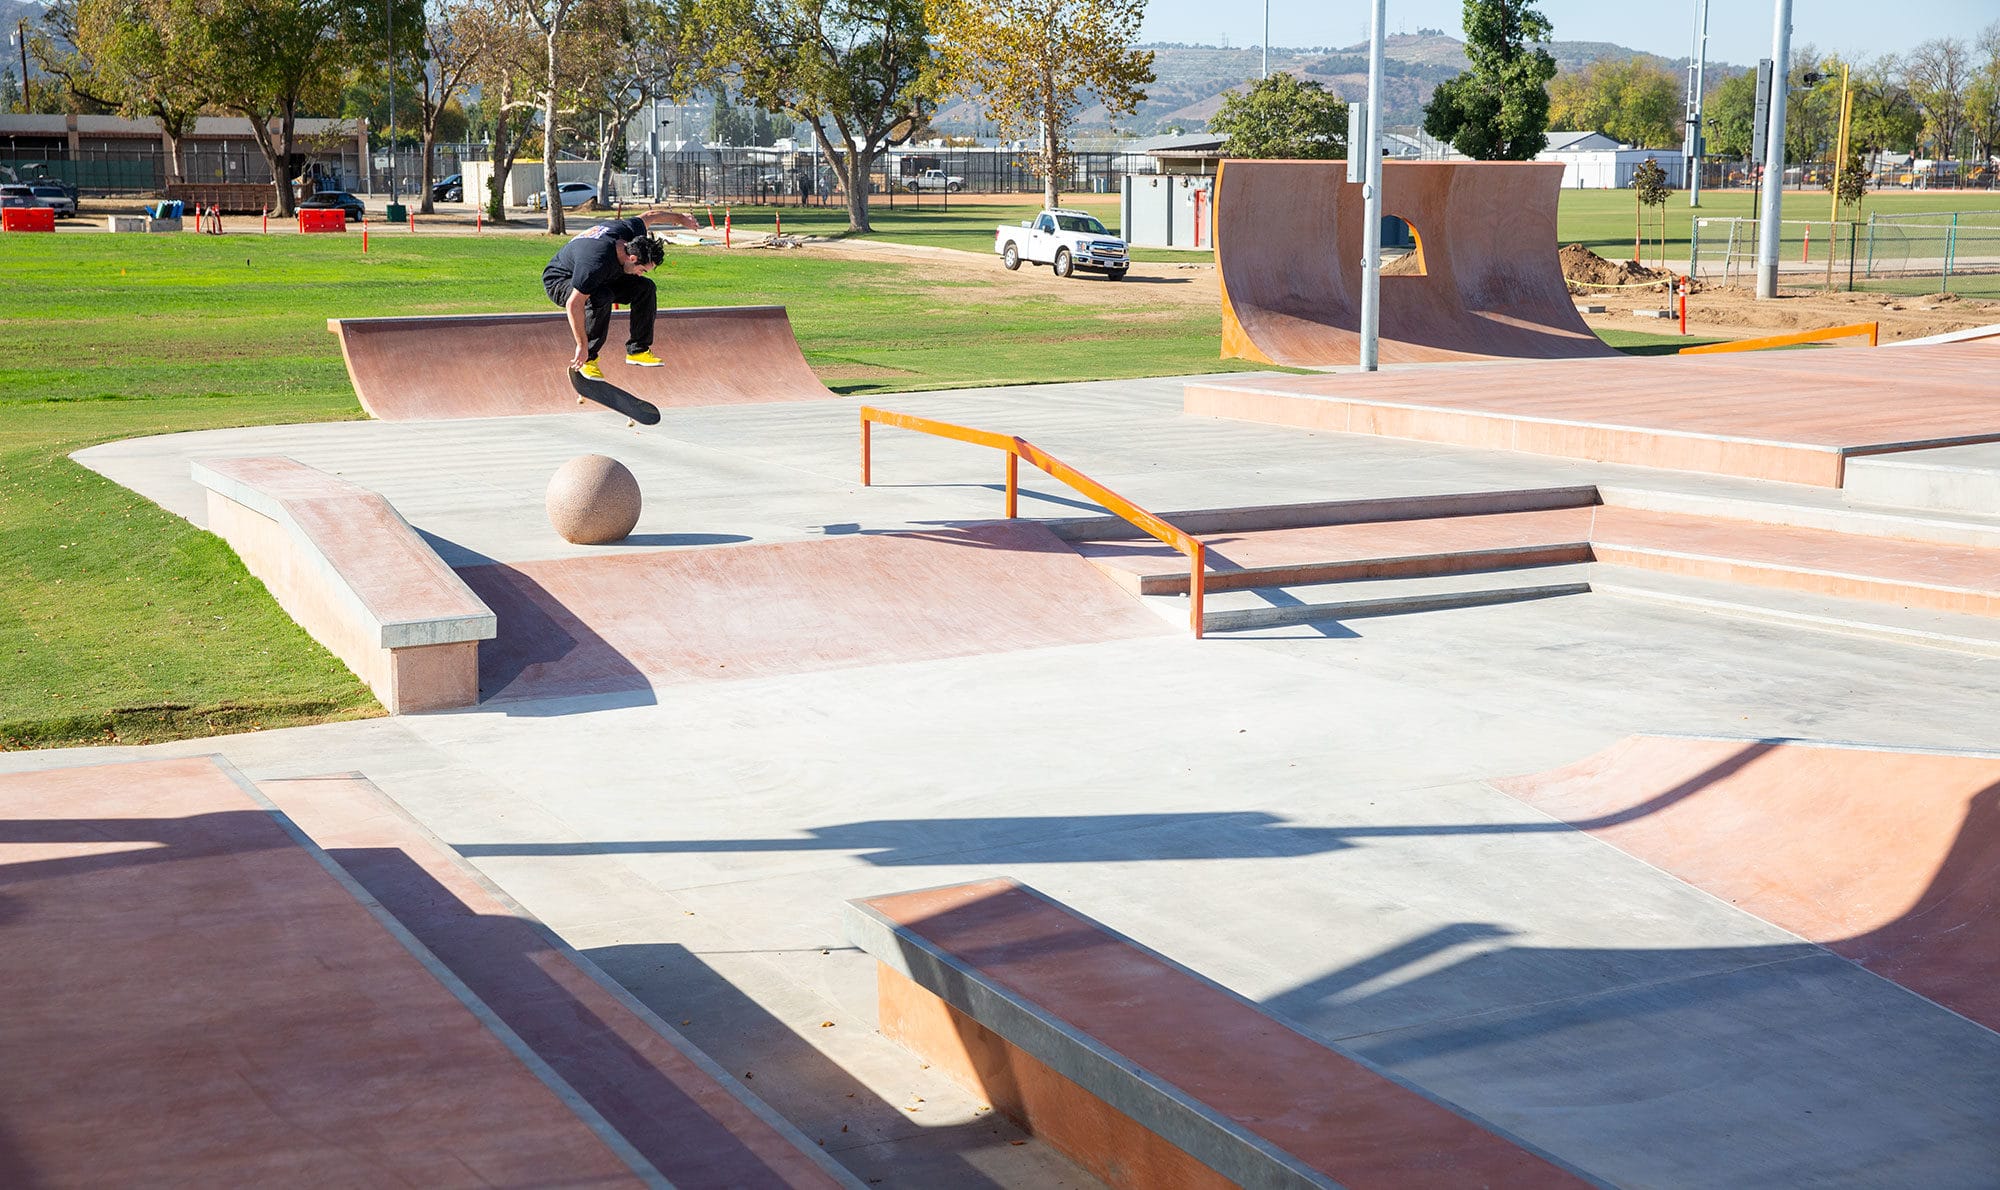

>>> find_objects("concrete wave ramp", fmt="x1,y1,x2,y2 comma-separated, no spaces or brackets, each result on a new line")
1493,735,2000,1033
1216,159,1618,367
329,305,837,421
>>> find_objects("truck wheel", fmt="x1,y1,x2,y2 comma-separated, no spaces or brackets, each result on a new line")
947,183,962,193
1002,243,1021,270
1053,249,1074,278
905,181,919,193
1106,267,1127,281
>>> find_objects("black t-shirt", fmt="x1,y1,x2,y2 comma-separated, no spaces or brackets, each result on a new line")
545,217,647,296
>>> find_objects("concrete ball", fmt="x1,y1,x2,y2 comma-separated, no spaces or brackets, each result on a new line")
546,454,642,544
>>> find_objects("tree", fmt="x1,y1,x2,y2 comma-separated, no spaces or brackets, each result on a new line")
1824,146,1867,215
412,0,485,213
1208,72,1346,159
202,0,384,215
1547,57,1679,148
1421,0,1556,160
717,0,934,233
1846,58,1922,157
1902,37,1971,158
1702,70,1757,161
924,0,1154,210
571,1,709,207
36,0,216,184
0,68,18,114
1966,22,2000,164
1629,155,1667,266
456,0,537,221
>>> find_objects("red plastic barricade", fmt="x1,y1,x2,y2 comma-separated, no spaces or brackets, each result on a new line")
298,208,347,233
2,207,56,232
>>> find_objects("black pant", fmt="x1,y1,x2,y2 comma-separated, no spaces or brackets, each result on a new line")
543,268,656,360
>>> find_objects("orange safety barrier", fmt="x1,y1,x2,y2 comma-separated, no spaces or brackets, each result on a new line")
2,206,56,232
298,208,347,233
859,407,1210,638
1678,321,1878,354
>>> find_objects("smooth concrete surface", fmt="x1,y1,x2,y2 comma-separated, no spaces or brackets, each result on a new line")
32,373,2000,1187
1845,439,2000,517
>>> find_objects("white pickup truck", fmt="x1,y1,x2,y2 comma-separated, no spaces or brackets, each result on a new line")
903,168,964,193
995,208,1129,280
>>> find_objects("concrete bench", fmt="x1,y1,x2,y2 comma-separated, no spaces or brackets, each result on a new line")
193,457,494,712
847,878,1598,1189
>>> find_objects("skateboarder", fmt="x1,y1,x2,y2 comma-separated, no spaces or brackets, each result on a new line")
542,210,689,379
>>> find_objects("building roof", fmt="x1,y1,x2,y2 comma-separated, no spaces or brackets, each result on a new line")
1543,130,1620,153
1134,133,1228,156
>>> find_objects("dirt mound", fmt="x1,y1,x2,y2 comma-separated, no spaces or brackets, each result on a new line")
1560,243,1678,296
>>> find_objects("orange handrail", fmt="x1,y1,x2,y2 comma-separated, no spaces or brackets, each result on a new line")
860,406,1208,638
1678,321,1878,354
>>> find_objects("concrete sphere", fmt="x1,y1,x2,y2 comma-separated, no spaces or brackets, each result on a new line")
546,454,642,544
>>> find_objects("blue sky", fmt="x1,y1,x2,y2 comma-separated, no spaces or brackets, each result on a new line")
1137,1,1999,68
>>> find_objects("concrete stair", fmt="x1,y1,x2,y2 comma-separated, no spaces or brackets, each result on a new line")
1146,564,1594,632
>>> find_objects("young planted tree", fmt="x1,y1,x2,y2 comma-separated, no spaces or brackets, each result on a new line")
1630,155,1668,266
716,0,934,233
1208,72,1347,159
923,0,1153,209
1421,0,1556,160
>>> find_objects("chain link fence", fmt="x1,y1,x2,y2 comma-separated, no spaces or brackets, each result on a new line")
1690,212,2000,298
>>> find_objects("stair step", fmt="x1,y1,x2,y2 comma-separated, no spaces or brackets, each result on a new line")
1077,506,1597,595
1590,566,2000,658
1158,563,1594,633
1842,442,2000,520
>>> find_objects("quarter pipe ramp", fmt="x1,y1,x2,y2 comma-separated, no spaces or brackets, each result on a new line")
1215,160,1619,367
329,305,837,421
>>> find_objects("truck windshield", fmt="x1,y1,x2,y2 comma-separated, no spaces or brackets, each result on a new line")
1055,215,1108,235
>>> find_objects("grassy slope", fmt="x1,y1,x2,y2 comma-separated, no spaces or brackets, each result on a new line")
0,229,1266,748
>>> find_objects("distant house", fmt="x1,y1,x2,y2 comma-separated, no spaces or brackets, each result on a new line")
1537,130,1685,189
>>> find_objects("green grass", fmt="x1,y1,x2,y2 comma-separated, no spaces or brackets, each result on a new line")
0,229,1270,749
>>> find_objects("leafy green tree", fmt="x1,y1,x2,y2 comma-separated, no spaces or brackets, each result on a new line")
36,0,217,183
1421,0,1556,160
1702,70,1756,161
1824,147,1867,214
1629,155,1668,265
0,68,19,114
924,0,1154,209
1548,57,1679,147
713,0,935,232
1208,72,1347,159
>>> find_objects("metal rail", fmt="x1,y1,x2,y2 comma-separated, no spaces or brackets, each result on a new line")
1678,321,1879,354
860,407,1208,638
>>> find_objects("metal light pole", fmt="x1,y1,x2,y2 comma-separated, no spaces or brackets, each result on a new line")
386,0,397,203
1263,2,1269,79
1685,0,1709,206
1359,0,1386,371
1755,0,1792,299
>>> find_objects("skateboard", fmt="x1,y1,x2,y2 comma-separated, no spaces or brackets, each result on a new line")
569,368,661,425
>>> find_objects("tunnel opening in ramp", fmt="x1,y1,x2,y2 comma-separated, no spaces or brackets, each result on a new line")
457,523,1172,703
1493,735,2000,1032
329,305,838,421
1215,160,1618,367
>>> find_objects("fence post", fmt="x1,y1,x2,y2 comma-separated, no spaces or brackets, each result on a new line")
1688,217,1701,283
1942,211,1959,293
1848,221,1858,292
1866,213,1877,278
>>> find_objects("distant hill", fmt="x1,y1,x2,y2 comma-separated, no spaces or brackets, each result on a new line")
932,34,1737,138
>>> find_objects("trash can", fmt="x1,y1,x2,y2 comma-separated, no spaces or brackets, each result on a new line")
385,203,408,222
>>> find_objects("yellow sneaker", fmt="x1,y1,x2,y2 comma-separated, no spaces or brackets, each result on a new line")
579,358,604,380
624,349,664,367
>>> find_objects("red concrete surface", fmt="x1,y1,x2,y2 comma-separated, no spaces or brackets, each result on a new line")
861,879,1591,1188
1493,736,2000,1033
329,306,837,421
1216,160,1618,367
1076,506,1598,593
461,522,1171,701
1187,339,2000,486
0,757,645,1186
261,774,847,1188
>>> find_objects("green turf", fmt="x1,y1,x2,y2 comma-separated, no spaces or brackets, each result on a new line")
0,229,1277,749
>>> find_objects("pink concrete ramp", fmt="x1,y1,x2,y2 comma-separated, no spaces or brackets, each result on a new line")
329,305,837,421
1493,736,2000,1033
460,522,1172,702
0,756,648,1185
1215,159,1618,367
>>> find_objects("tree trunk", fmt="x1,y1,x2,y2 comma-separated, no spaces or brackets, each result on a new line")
279,102,298,215
161,128,185,187
543,31,564,235
419,127,437,214
845,145,874,232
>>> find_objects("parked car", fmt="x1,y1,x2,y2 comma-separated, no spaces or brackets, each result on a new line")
431,173,463,202
30,185,76,217
558,181,598,208
298,190,367,221
0,184,37,208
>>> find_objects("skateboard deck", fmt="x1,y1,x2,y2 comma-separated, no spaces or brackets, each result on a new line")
569,368,662,425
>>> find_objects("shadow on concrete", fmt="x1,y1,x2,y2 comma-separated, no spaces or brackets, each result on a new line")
454,562,654,706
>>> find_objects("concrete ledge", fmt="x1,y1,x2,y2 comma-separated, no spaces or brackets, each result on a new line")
847,878,1598,1190
193,457,495,712
1044,485,1600,542
106,215,149,233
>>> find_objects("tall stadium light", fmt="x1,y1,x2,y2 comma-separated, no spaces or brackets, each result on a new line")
1263,2,1269,78
1685,0,1709,206
386,0,397,203
1755,0,1792,299
1358,0,1386,370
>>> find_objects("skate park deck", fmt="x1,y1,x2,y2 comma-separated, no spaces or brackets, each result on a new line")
329,305,837,421
1187,337,2000,486
46,370,2000,1186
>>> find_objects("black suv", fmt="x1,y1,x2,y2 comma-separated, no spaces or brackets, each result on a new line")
299,190,366,221
431,173,463,202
